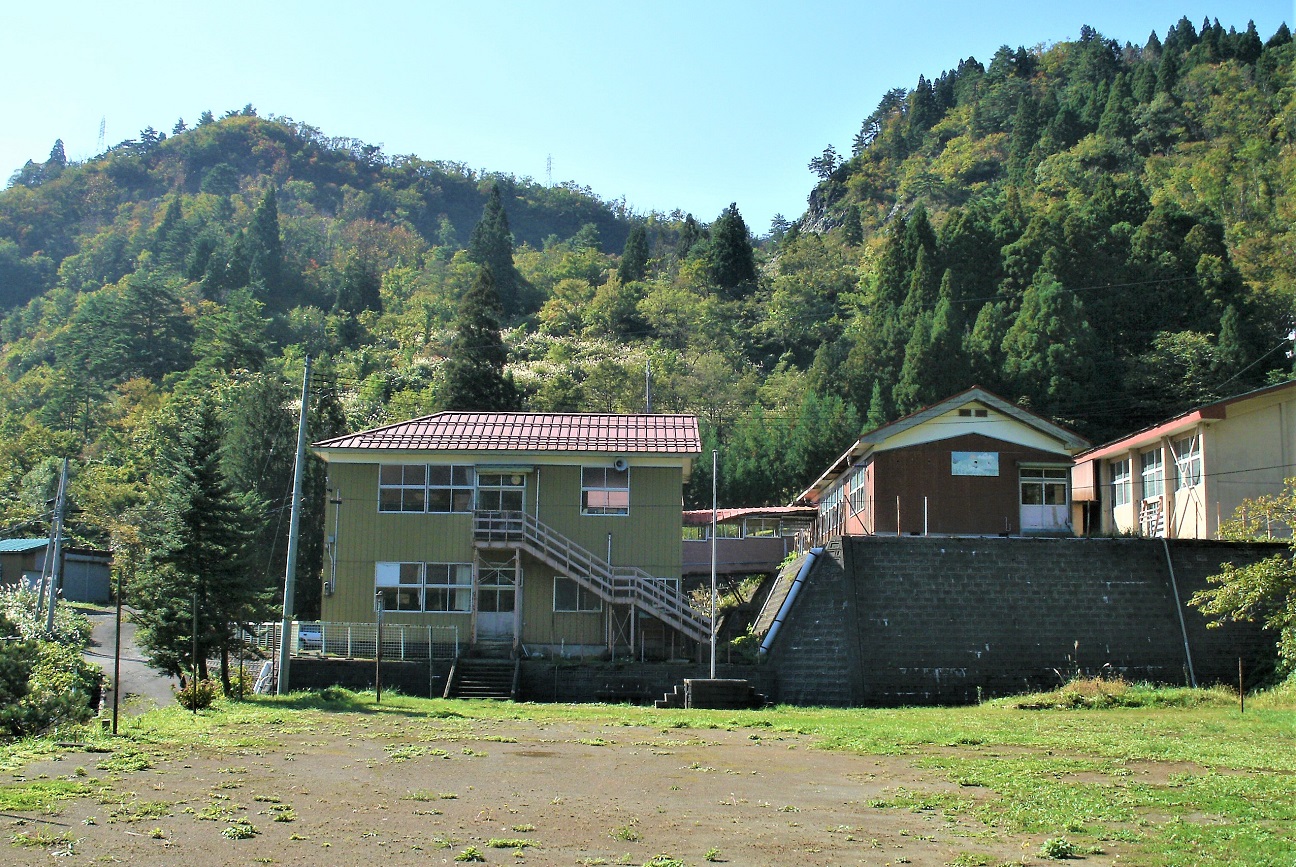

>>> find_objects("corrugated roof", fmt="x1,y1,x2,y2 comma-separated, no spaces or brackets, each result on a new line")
314,412,702,455
0,538,49,553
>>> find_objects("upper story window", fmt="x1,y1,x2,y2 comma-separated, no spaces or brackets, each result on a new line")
1111,459,1131,507
379,464,475,513
582,466,629,515
1174,437,1202,489
477,473,525,512
1141,450,1164,500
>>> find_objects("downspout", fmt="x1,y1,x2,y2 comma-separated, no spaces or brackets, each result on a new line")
1161,538,1197,688
758,547,821,656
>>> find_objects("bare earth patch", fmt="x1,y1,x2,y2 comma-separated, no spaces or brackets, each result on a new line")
5,714,1123,866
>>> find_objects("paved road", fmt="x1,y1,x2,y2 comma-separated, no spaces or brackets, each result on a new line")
80,605,178,714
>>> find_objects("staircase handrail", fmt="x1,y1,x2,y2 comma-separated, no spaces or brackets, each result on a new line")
474,510,708,641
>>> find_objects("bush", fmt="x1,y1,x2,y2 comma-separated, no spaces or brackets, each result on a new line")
176,678,219,710
0,602,103,737
1039,837,1077,859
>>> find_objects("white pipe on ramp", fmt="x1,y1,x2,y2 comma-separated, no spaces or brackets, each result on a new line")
759,547,822,656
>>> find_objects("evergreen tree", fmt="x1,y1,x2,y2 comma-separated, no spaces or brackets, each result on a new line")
617,224,649,283
1001,264,1097,416
1097,73,1136,140
676,214,704,258
441,264,518,411
1007,93,1042,182
841,205,863,246
707,202,757,297
893,312,936,415
245,187,284,299
133,396,266,691
866,380,888,431
335,251,383,315
467,184,527,316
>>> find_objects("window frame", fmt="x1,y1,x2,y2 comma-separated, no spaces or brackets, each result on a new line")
1140,449,1164,500
1019,467,1068,507
377,464,475,514
1173,436,1202,490
581,466,630,516
553,576,602,612
1111,459,1131,507
374,561,472,613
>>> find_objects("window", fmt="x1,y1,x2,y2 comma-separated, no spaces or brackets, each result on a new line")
847,467,868,513
682,525,707,541
477,555,515,613
743,518,780,537
1140,450,1164,499
1111,459,1131,507
1174,436,1201,489
375,562,471,613
1020,468,1068,506
427,465,475,512
477,473,525,512
378,464,474,513
553,577,601,612
582,466,629,515
378,464,427,512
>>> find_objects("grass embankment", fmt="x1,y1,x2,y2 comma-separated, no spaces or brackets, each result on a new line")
2,680,1294,866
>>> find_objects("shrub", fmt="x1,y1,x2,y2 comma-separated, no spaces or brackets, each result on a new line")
176,678,219,710
1039,837,1077,859
0,607,103,736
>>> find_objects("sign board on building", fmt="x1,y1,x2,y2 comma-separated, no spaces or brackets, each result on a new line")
951,451,999,476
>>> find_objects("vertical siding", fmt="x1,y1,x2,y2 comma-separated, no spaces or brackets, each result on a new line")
322,459,687,638
322,462,474,629
535,464,683,578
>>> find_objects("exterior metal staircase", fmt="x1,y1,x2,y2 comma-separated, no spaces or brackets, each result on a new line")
474,510,710,643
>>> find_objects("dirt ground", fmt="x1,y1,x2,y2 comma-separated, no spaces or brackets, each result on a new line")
3,710,1121,867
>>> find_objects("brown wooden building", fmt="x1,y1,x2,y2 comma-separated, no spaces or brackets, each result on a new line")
794,388,1089,538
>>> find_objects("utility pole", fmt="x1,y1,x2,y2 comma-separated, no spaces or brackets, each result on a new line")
710,449,718,679
277,356,312,696
645,361,652,413
43,459,69,633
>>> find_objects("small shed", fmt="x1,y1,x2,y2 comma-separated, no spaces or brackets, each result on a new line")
0,538,112,603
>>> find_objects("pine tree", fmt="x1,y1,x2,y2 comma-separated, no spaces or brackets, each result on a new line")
866,380,888,431
441,265,518,411
133,396,266,690
617,224,649,283
707,202,757,297
467,184,527,316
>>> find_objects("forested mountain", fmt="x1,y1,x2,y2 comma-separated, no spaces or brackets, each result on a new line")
0,16,1291,620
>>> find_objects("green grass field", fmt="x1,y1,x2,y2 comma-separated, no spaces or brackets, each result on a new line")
3,679,1294,866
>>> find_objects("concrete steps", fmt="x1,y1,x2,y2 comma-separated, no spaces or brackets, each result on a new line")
445,658,516,700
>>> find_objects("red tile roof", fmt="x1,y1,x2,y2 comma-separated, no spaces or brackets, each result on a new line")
314,412,701,455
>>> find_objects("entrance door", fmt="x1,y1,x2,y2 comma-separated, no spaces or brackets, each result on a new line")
476,553,517,641
1020,468,1070,533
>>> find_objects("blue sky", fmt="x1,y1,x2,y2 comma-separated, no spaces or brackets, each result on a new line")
2,1,1290,233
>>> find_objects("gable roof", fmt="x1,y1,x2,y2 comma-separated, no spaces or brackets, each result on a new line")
314,412,702,456
793,387,1089,505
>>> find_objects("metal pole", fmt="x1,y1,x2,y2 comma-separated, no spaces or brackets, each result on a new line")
112,558,123,735
1239,657,1244,714
277,355,312,696
43,459,69,633
191,591,198,714
710,449,718,679
924,496,929,536
375,593,384,704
